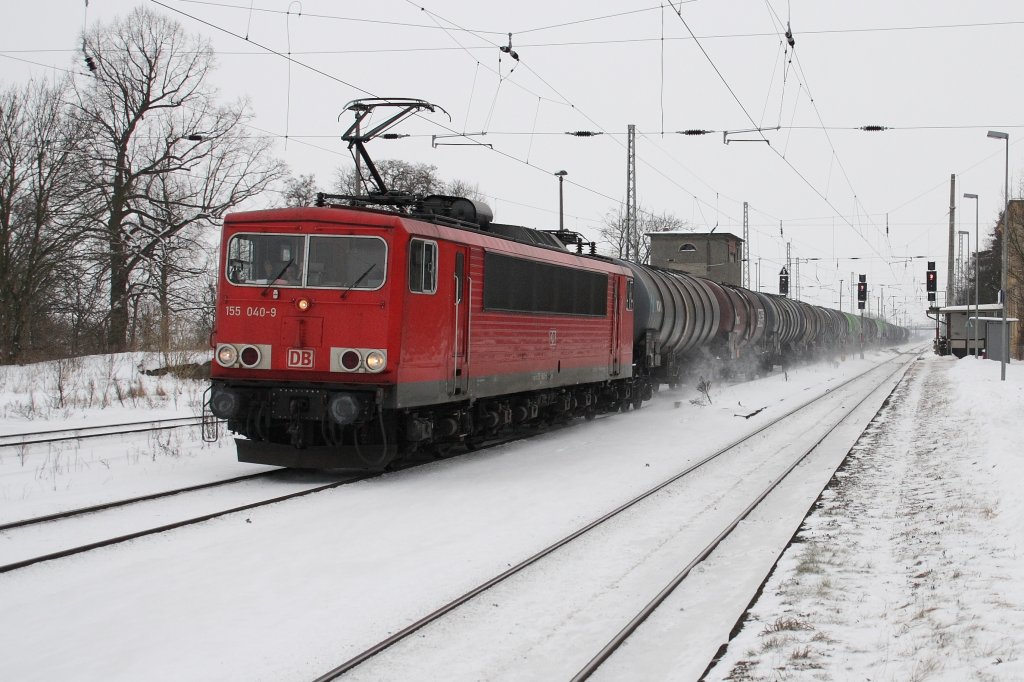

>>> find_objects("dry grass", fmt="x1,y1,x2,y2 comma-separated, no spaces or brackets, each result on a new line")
761,617,813,634
795,544,829,575
789,646,813,660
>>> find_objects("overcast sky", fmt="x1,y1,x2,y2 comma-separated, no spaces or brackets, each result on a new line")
3,1,1023,324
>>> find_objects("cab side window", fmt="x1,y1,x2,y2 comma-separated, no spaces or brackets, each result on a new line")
409,239,437,294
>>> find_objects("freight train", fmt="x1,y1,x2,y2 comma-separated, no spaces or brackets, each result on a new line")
205,193,907,470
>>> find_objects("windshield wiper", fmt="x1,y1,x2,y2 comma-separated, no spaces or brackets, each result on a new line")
262,258,294,296
341,264,376,299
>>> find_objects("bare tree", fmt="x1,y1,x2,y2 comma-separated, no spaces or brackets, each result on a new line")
600,204,688,263
49,255,108,357
334,159,443,196
281,173,319,207
332,159,488,214
134,171,216,351
74,6,286,352
0,78,88,363
438,178,486,203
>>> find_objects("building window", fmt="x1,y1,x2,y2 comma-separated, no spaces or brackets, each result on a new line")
679,243,697,252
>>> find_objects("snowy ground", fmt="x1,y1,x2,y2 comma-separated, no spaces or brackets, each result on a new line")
707,354,1024,681
1,343,1020,681
0,352,269,523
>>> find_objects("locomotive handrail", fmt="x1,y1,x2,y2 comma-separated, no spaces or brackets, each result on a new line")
466,277,474,390
451,272,460,397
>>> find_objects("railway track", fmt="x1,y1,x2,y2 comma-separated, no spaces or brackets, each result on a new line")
0,416,209,449
312,350,919,681
0,470,278,532
0,406,601,575
0,469,375,574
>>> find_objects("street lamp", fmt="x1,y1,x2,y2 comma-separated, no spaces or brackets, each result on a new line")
987,130,1009,380
964,192,980,356
554,170,568,231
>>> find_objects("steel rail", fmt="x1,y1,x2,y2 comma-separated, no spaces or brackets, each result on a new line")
311,351,918,681
0,472,376,575
0,417,211,449
570,353,916,680
0,414,580,569
0,470,278,532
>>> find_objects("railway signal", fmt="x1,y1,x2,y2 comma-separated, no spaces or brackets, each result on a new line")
926,260,937,302
779,266,789,296
857,274,867,310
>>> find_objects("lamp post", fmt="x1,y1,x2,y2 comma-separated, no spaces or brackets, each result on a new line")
964,192,980,356
554,170,568,231
987,130,1009,380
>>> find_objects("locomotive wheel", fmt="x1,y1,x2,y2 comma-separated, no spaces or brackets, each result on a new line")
431,443,456,459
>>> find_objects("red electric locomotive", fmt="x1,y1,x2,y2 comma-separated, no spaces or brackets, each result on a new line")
207,197,641,470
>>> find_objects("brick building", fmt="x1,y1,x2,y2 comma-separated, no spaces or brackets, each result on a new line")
647,232,744,286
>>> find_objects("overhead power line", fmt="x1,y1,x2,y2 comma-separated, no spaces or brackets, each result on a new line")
151,0,703,233
169,1,1024,42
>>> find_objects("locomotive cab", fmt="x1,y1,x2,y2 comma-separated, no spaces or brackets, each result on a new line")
209,208,403,469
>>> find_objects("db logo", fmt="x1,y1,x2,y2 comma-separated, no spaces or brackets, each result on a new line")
287,348,315,369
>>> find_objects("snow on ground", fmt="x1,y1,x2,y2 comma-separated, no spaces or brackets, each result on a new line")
707,353,1024,681
0,351,207,432
2,343,1021,681
0,352,270,522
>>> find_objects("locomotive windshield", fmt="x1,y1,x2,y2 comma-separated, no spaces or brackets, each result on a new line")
225,233,387,290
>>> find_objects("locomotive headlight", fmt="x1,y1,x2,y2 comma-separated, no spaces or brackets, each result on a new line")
339,349,361,372
239,345,261,368
331,347,386,373
215,344,238,367
296,297,312,312
364,350,387,373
